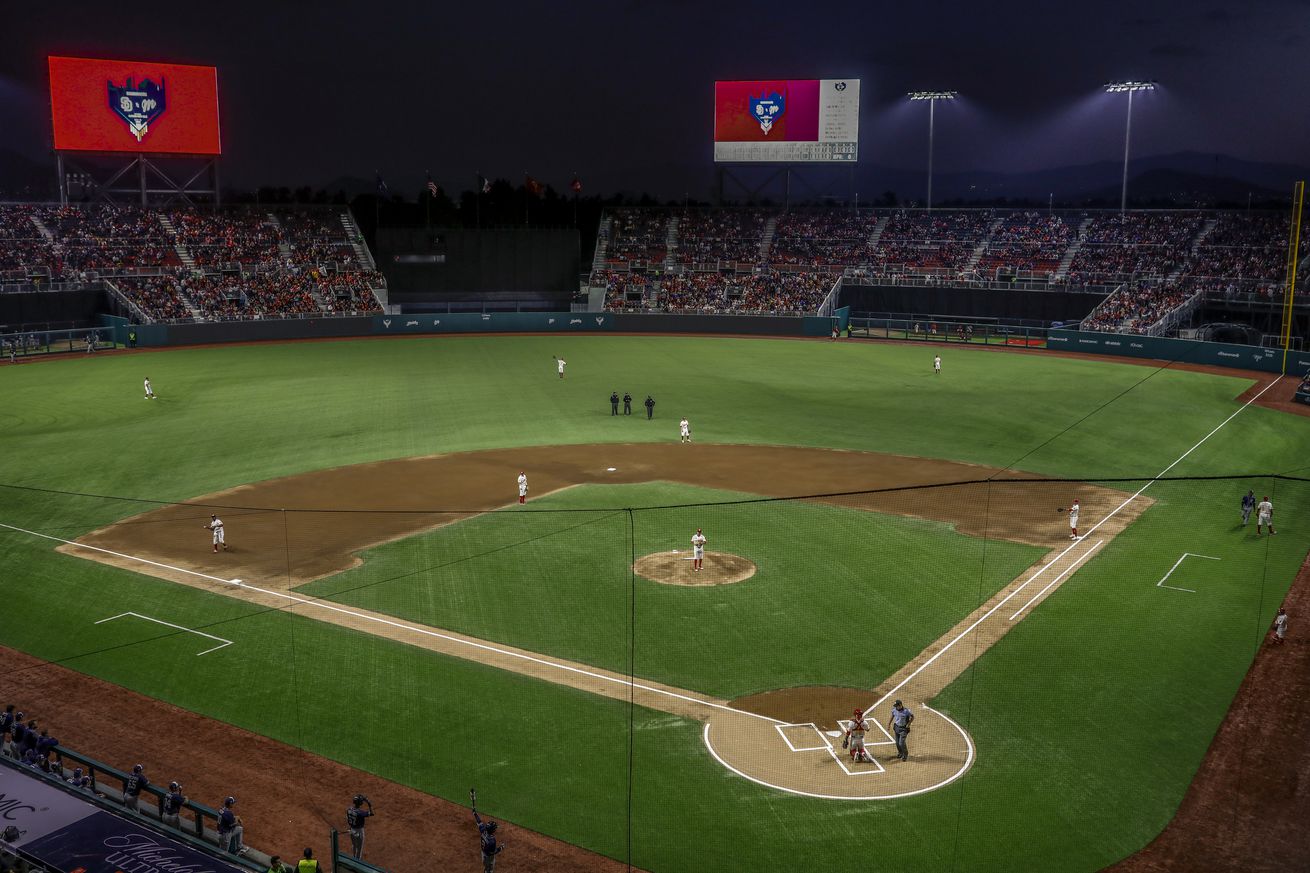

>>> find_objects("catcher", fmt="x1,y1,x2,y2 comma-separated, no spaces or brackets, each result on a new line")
843,708,872,764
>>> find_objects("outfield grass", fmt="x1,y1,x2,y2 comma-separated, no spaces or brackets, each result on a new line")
2,335,1308,872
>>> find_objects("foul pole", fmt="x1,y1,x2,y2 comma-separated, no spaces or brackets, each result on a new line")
1280,181,1304,374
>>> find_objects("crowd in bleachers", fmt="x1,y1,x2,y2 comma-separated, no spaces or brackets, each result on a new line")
0,203,382,320
673,210,769,264
1082,280,1195,332
976,212,1074,276
606,209,668,263
771,211,879,267
597,268,834,315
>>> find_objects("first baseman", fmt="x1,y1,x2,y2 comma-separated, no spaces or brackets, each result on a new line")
691,528,706,571
845,709,872,763
206,515,227,552
144,377,156,399
1272,607,1288,644
679,418,691,443
517,472,528,505
1256,496,1275,535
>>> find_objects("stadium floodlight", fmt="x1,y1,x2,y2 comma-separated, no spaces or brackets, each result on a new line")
907,91,958,210
1104,81,1157,212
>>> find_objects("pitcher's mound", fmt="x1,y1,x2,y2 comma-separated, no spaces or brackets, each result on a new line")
634,551,757,586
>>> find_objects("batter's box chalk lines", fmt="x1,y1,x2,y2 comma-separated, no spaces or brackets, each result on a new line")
826,744,886,776
95,611,233,656
776,723,829,753
1156,552,1220,593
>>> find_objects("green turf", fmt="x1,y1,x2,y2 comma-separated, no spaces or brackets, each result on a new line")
1,335,1308,873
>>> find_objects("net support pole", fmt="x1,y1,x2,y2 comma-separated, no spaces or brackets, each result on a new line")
1280,180,1304,374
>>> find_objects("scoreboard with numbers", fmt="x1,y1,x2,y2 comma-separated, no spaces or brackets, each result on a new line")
714,79,859,163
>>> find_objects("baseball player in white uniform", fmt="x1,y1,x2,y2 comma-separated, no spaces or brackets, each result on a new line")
844,709,872,763
205,515,227,552
1256,496,1275,536
1068,499,1080,539
933,355,941,374
556,357,566,379
517,472,528,505
679,418,691,443
143,377,156,400
1272,607,1288,644
691,528,706,571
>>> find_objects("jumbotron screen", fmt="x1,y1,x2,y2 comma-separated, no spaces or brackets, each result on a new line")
714,79,859,163
49,56,221,155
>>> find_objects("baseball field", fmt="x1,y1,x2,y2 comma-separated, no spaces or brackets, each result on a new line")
1,334,1306,872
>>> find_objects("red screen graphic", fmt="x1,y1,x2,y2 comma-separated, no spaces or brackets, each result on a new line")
714,80,820,142
49,56,221,155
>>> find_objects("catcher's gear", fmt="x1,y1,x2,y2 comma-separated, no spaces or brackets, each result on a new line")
841,737,849,750
853,708,863,718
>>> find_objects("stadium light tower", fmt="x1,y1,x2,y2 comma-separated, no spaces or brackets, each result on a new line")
908,90,958,211
1104,81,1156,212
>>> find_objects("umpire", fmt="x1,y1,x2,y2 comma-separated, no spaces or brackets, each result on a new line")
346,794,374,859
644,395,655,420
888,700,915,762
610,391,620,415
623,392,632,415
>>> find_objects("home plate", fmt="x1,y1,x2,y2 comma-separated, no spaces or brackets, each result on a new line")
825,730,843,738
606,467,617,472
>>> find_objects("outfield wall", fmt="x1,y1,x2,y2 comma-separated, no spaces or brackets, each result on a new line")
1047,329,1310,376
840,284,1107,323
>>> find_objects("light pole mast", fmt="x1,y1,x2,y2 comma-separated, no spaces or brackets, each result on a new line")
908,91,957,211
1105,81,1156,213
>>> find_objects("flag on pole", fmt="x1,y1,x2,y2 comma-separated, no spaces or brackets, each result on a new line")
375,172,389,196
525,175,544,196
478,174,492,194
426,171,439,198
570,176,582,194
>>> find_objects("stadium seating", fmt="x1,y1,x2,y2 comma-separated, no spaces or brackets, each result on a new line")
0,203,382,321
673,209,769,265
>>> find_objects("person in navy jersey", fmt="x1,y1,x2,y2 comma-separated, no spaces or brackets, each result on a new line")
67,767,91,790
346,794,374,859
8,715,28,759
123,763,148,812
0,706,15,757
162,781,188,829
19,720,40,760
471,793,504,872
35,728,58,762
217,796,247,855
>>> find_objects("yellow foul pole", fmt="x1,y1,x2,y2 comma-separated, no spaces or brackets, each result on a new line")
1281,181,1304,374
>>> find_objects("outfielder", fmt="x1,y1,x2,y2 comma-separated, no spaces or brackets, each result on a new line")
933,354,941,374
1272,607,1288,645
844,709,872,763
144,377,156,400
517,472,528,505
206,515,227,552
1256,496,1276,536
556,357,566,379
346,794,374,859
691,528,706,571
679,418,691,443
1068,499,1080,539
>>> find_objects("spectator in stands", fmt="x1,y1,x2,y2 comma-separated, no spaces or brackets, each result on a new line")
218,795,248,855
123,763,149,813
162,781,188,829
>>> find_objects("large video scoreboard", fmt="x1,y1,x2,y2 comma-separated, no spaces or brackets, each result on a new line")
714,79,859,163
49,56,221,155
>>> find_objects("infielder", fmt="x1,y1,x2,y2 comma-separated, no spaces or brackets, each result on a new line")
1241,490,1256,525
933,354,941,374
556,357,566,379
679,418,691,443
206,515,228,552
1272,607,1288,644
346,794,374,859
144,377,156,400
844,709,872,763
517,472,528,505
691,528,706,571
1068,499,1080,539
1256,496,1276,535
888,700,914,761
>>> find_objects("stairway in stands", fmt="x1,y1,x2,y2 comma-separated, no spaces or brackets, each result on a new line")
663,216,679,269
340,211,376,270
1053,216,1093,281
591,214,612,273
158,214,197,270
1171,217,1219,282
867,214,890,253
268,212,293,262
30,212,56,243
964,217,1004,274
758,214,778,263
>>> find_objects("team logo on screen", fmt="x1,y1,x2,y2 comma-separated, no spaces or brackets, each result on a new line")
749,90,785,134
107,77,167,143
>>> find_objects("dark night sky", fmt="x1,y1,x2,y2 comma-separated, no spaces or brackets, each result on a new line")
2,0,1309,198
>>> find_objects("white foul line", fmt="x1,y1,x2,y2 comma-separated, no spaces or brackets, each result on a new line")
0,520,782,726
1156,552,1221,593
863,374,1282,714
94,611,233,656
1008,540,1103,621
